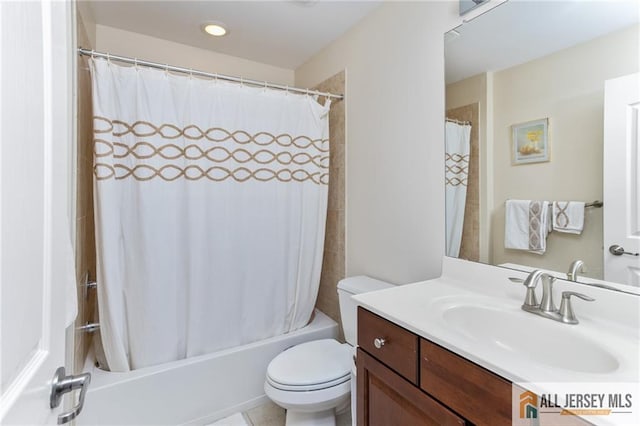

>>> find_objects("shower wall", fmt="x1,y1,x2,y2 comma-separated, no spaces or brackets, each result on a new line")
313,72,346,339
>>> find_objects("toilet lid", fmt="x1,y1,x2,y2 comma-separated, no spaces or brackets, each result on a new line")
266,339,351,389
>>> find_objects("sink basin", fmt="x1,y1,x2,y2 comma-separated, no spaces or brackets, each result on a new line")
442,304,620,374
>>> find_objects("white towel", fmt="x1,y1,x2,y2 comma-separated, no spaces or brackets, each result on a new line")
505,200,551,254
552,201,585,234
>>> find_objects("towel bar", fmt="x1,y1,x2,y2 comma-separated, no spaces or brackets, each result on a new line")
77,323,100,333
506,199,603,208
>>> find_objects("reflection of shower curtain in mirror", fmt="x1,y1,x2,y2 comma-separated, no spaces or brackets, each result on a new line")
445,121,471,257
90,58,331,372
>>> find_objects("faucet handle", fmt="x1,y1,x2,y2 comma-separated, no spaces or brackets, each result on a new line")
562,291,595,302
559,291,595,324
509,275,539,308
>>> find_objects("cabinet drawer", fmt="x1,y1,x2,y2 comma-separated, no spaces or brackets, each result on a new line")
420,339,512,426
358,307,418,384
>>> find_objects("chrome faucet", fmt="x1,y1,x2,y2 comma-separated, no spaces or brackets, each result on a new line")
521,270,558,316
539,273,558,313
512,269,594,324
567,260,585,282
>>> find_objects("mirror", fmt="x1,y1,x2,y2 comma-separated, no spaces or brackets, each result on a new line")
459,0,490,16
444,0,639,288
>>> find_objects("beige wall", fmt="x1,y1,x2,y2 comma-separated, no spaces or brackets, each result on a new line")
491,25,639,279
77,0,96,48
296,1,464,284
446,73,492,262
94,25,294,86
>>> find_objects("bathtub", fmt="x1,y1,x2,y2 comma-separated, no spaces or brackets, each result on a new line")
78,310,338,425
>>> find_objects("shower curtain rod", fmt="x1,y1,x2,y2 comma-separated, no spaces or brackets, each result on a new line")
78,48,344,100
446,117,471,125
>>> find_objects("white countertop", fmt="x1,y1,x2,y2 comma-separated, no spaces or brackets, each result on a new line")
353,257,640,426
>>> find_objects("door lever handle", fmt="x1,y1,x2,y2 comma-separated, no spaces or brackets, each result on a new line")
609,245,639,257
50,367,91,424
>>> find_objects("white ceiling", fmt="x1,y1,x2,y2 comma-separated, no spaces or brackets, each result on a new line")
446,0,640,84
86,0,382,69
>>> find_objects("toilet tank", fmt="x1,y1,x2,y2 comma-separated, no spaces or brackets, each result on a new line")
337,276,393,346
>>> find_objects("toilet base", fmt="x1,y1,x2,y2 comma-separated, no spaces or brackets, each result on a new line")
286,409,335,426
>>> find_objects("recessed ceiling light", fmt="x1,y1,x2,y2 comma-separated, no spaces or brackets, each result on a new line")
202,22,228,37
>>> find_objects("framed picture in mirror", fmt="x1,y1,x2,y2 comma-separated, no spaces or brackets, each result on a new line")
512,118,550,165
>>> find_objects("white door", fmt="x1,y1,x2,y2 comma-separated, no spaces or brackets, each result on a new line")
0,1,79,424
603,73,640,286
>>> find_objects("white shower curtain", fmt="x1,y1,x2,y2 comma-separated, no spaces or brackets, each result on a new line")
445,121,471,257
90,58,330,372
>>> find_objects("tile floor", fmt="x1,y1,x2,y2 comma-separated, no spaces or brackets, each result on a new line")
209,401,352,426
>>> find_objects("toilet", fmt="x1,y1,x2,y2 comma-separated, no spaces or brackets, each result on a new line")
264,276,393,426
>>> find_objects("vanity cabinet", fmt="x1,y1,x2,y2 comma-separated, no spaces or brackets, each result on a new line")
357,307,591,426
357,307,513,426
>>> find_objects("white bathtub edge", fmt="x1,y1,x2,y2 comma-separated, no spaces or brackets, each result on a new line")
79,310,338,425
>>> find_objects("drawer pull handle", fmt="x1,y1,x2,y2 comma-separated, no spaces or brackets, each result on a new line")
373,338,386,349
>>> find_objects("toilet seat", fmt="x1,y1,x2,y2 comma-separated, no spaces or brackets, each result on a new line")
266,339,352,392
267,373,350,392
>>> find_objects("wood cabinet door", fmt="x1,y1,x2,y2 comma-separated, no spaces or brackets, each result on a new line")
420,339,512,426
357,348,465,426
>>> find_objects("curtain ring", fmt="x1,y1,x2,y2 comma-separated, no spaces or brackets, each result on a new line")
134,58,138,69
165,64,169,75
189,68,193,78
106,52,111,64
285,85,289,96
90,50,94,59
240,76,244,87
